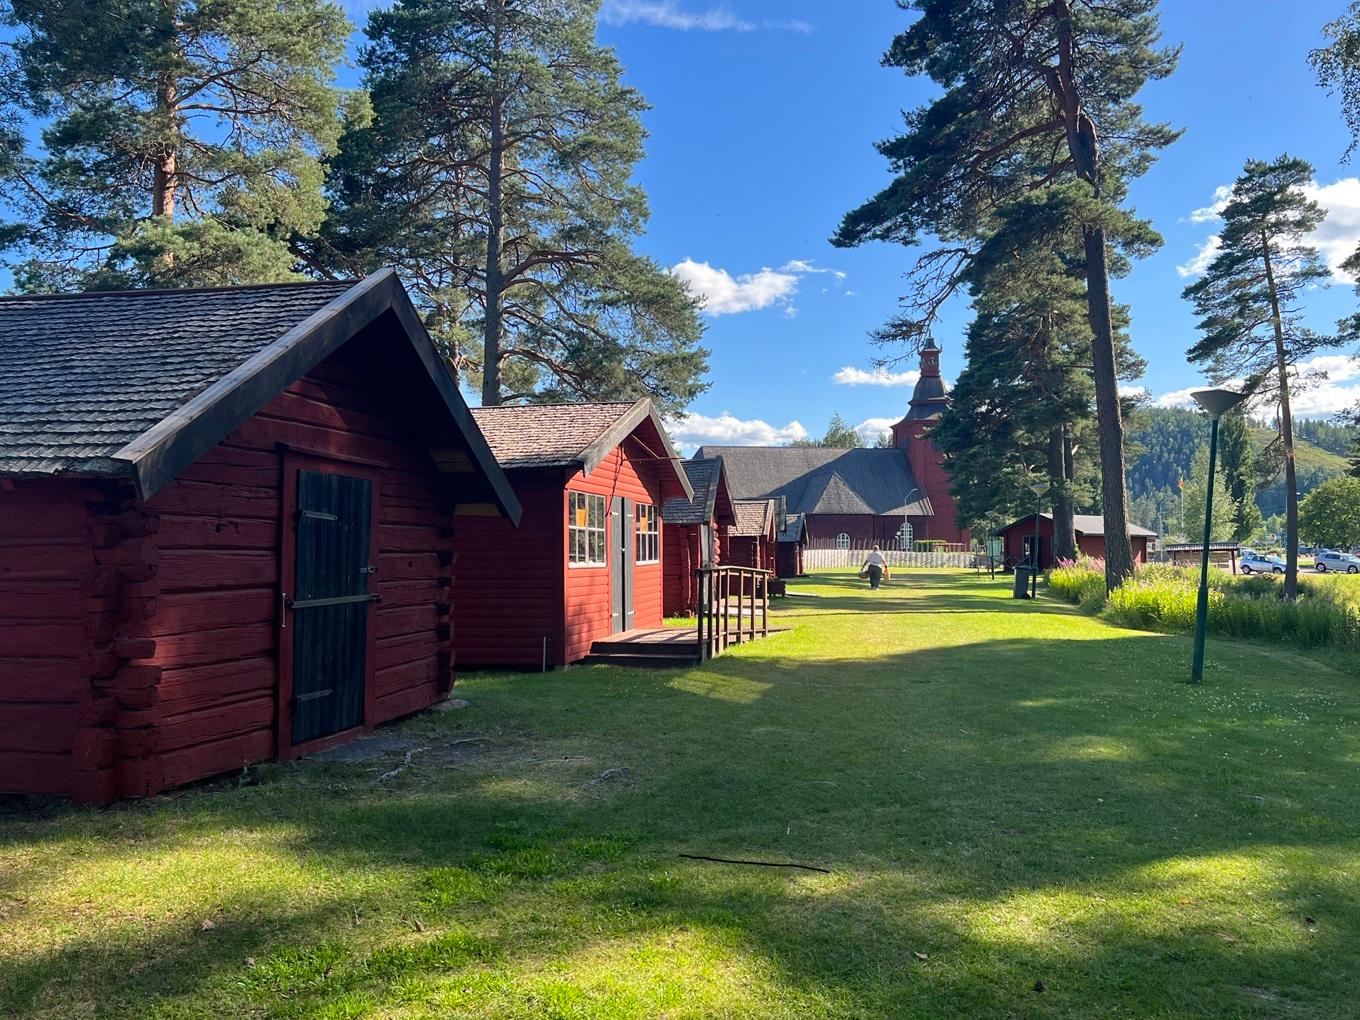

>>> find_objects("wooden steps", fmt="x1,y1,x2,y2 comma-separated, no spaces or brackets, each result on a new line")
583,628,702,668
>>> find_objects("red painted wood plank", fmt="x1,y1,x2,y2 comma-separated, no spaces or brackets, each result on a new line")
156,729,275,791
151,623,275,669
158,549,277,593
0,750,71,794
152,589,275,636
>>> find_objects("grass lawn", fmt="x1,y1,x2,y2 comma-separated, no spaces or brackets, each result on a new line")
4,571,1360,1018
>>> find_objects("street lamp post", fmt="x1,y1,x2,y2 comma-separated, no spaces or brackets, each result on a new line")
1029,480,1051,598
1190,388,1247,683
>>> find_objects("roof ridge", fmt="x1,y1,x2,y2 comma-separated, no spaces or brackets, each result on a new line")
0,278,360,304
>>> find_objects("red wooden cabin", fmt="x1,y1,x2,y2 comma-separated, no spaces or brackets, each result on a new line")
451,401,693,668
775,512,807,579
995,513,1156,571
727,499,778,571
661,457,737,617
0,270,519,805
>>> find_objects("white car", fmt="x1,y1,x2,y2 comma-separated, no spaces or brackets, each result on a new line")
1240,552,1285,574
1315,550,1360,574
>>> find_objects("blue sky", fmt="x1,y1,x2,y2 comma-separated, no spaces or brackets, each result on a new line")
8,1,1360,445
573,0,1360,447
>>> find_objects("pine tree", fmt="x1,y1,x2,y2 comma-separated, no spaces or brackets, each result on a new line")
1216,407,1263,543
1312,2,1360,159
790,414,864,449
314,0,707,411
931,186,1149,560
0,0,353,290
1181,155,1335,599
832,0,1178,591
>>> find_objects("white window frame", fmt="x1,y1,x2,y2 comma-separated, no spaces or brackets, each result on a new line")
896,522,914,551
568,491,607,567
835,532,852,550
636,503,660,564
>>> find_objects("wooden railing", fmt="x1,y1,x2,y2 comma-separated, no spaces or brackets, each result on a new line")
696,566,771,662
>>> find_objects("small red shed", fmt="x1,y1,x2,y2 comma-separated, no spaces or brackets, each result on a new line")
451,401,693,668
661,457,737,617
995,513,1156,571
0,270,519,805
775,512,807,579
727,499,778,571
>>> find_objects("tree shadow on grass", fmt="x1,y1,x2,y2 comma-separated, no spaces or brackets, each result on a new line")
5,618,1360,1016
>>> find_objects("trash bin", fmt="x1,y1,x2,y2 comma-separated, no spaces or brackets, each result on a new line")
1013,565,1033,599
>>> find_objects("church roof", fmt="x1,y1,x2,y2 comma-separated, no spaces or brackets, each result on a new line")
905,373,949,420
694,446,933,518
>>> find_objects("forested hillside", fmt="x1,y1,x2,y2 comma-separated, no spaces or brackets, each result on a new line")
1127,407,1357,534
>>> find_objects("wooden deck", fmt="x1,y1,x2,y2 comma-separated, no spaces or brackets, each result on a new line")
584,625,785,668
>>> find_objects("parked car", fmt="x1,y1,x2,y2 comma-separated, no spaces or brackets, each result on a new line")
1314,549,1360,574
1241,552,1285,574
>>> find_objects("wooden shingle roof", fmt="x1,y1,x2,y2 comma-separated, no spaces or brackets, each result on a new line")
471,398,694,500
0,279,354,477
662,457,734,526
731,498,776,537
470,402,640,470
0,269,521,521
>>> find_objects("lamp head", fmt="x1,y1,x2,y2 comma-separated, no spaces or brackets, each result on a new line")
1191,388,1246,419
1029,481,1052,497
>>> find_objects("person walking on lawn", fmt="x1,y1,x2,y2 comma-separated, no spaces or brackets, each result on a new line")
861,545,889,590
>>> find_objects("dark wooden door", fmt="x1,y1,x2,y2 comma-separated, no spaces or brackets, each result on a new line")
289,468,376,746
610,497,636,634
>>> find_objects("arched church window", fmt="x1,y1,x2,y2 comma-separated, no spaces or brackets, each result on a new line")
896,522,914,550
835,532,851,550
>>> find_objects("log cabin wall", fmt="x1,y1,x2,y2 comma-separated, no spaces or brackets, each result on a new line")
0,338,459,804
449,473,565,669
0,479,126,804
122,348,454,797
662,522,698,617
562,444,669,663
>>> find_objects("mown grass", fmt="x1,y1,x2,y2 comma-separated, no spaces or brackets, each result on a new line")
4,570,1360,1018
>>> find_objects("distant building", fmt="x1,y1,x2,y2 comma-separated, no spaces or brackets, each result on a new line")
995,514,1158,570
698,340,969,547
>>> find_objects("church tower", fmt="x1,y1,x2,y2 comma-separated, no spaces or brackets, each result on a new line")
889,339,968,544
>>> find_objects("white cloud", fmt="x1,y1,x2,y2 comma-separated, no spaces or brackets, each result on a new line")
669,257,842,316
1120,384,1149,399
600,1,811,32
664,412,809,450
1301,178,1360,279
833,366,921,387
1180,177,1360,282
1150,354,1360,417
780,259,847,280
1154,386,1206,410
1176,235,1222,279
1187,185,1233,224
669,259,798,315
854,417,898,445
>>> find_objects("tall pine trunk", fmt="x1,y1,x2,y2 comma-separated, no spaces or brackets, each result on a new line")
480,1,506,407
152,75,178,219
1263,234,1300,600
1083,226,1137,585
1054,2,1135,589
1049,424,1078,563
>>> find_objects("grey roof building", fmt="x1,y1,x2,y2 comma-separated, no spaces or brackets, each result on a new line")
693,446,933,519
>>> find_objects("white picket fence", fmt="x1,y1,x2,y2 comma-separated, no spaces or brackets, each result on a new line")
803,546,978,570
